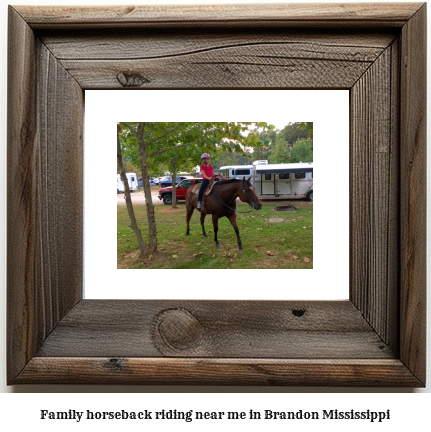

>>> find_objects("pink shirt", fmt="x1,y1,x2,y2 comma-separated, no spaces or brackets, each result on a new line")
200,163,214,179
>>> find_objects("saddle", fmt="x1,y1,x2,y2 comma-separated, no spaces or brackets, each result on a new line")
193,174,223,211
192,174,223,197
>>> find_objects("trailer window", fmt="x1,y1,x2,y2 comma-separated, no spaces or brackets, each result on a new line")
264,174,272,180
295,173,306,179
279,173,289,179
237,169,250,175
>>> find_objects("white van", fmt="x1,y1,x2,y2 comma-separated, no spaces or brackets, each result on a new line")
219,160,313,200
117,173,139,194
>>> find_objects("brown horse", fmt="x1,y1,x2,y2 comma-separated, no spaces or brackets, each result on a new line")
185,176,262,251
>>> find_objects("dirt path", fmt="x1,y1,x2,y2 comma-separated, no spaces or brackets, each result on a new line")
117,190,163,205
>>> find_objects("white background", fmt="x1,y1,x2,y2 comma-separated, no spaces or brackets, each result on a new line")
85,90,349,300
0,0,429,422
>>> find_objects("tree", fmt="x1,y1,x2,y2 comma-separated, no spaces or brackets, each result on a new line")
288,138,313,163
268,123,311,164
211,147,252,170
269,136,313,164
118,122,272,258
251,128,278,162
117,125,146,255
298,122,313,140
268,132,290,164
278,122,309,146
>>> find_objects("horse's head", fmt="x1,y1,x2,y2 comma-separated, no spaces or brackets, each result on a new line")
238,176,262,210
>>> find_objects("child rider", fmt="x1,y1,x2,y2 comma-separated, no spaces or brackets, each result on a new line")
197,153,214,209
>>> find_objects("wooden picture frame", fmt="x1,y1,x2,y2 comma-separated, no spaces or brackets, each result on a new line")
7,3,426,386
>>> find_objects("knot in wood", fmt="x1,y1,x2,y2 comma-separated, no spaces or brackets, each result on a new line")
155,308,203,351
116,71,150,87
292,308,306,317
108,358,123,369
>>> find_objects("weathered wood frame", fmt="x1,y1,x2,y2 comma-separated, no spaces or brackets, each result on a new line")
7,4,426,386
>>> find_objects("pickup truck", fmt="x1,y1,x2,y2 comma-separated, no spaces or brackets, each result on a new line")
159,176,194,188
158,178,203,205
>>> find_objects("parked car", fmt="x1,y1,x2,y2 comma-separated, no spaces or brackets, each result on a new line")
137,177,156,187
158,178,202,205
159,176,194,188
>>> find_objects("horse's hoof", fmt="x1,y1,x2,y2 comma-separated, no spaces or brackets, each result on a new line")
216,243,222,248
204,235,209,238
238,248,243,253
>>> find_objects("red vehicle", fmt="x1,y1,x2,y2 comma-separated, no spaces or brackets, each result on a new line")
158,177,203,205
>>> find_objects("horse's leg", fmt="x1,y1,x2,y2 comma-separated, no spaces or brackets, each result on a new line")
228,214,243,252
200,213,209,238
212,214,222,248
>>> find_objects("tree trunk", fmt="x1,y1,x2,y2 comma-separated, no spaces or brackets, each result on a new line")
117,129,147,256
171,159,178,209
137,123,158,255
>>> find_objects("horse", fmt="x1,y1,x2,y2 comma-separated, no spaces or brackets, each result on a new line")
185,176,262,252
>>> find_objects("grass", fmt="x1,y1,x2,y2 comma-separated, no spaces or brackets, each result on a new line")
117,202,313,269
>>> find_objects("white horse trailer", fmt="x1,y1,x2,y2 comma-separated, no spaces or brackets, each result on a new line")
219,161,313,200
117,173,139,194
219,164,254,179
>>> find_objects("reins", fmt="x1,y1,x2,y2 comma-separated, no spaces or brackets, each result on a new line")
220,200,255,214
211,181,257,214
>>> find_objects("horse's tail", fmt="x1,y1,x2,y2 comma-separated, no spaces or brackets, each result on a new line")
185,187,194,211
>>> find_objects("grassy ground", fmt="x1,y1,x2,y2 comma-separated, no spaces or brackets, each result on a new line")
117,202,313,269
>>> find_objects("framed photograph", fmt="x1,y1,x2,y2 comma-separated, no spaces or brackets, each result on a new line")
7,3,426,386
87,89,349,300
